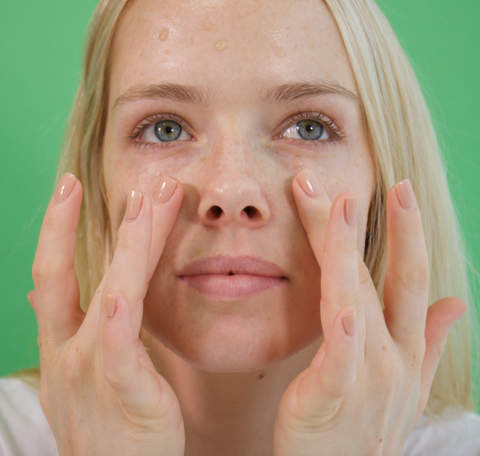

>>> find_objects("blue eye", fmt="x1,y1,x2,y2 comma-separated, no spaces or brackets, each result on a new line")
155,120,181,141
141,119,191,143
283,119,330,141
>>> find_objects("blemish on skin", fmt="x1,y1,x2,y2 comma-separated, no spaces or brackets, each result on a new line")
294,158,304,171
382,346,386,351
215,40,227,51
258,373,265,380
379,438,383,443
274,47,286,58
159,28,169,41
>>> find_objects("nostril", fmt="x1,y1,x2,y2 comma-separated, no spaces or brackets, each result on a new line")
243,206,258,218
208,205,223,219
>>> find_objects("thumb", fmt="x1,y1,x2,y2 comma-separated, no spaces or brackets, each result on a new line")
417,297,467,418
101,293,177,427
290,307,358,426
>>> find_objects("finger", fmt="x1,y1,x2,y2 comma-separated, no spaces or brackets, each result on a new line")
101,293,175,422
320,191,364,347
27,290,49,420
294,308,358,424
146,176,183,283
383,180,429,349
32,173,85,347
293,170,374,362
292,169,332,267
102,190,152,333
416,297,467,421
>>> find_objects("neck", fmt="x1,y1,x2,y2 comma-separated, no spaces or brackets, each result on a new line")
141,328,322,456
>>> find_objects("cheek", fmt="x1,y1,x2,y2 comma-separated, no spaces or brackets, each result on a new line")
104,160,163,232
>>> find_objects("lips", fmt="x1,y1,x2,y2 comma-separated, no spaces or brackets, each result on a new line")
177,256,288,300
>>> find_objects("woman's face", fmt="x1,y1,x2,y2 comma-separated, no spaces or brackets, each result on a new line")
103,0,375,372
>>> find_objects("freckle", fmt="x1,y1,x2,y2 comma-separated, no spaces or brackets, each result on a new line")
159,28,169,41
379,438,383,443
258,373,265,379
215,40,227,51
164,49,171,55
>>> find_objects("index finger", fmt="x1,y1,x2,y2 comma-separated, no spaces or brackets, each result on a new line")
32,173,85,348
292,169,332,267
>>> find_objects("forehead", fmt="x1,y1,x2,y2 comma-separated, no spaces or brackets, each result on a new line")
110,0,357,105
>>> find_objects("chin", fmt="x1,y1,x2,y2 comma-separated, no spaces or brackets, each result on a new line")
141,282,323,373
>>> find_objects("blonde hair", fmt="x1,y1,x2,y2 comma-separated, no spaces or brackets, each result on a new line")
12,0,480,418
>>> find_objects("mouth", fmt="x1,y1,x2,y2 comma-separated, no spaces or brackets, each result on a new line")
176,255,288,300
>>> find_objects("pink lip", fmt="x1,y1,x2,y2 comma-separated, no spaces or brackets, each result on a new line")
177,256,288,300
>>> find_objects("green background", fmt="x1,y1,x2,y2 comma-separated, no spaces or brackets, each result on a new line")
0,1,479,412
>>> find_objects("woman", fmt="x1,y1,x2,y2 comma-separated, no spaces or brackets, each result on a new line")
1,0,479,454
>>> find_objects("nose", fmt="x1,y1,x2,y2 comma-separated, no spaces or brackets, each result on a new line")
197,151,271,229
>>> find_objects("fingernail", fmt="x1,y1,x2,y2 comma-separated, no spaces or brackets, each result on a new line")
344,195,360,226
297,169,323,197
126,191,143,220
343,310,357,336
106,294,117,318
154,176,177,204
395,179,415,210
54,173,76,202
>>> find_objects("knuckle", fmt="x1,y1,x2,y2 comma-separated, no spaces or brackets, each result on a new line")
405,261,430,288
358,261,371,286
115,233,136,252
345,289,363,309
320,367,354,398
338,239,357,256
32,262,51,286
104,362,138,390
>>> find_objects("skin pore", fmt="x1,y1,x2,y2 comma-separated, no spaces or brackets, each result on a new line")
102,0,375,453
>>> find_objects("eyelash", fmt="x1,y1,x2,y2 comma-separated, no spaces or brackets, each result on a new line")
128,110,344,150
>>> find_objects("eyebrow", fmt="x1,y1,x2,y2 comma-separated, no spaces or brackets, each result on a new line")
113,80,360,111
260,81,360,105
113,83,211,110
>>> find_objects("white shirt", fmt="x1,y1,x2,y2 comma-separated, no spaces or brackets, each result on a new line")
0,377,479,455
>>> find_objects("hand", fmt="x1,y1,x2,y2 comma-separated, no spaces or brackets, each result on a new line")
273,170,467,456
29,173,185,456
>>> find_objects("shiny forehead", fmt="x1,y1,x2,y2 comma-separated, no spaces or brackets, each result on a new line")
109,0,358,108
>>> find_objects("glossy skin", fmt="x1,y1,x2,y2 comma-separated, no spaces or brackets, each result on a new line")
104,0,373,451
105,0,373,364
30,0,467,455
